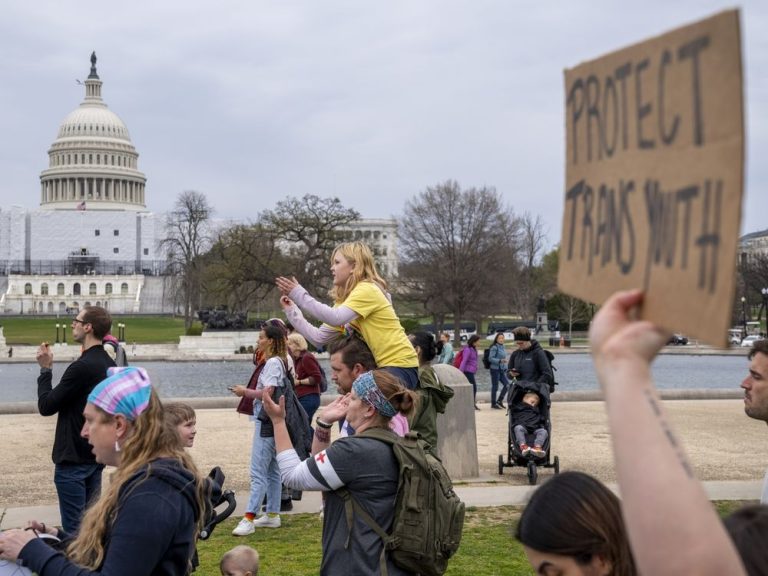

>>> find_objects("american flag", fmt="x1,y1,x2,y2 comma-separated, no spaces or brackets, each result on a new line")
76,201,86,210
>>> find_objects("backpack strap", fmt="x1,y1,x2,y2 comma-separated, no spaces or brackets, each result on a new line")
333,427,399,576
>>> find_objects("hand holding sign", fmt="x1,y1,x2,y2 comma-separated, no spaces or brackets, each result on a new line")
559,10,743,347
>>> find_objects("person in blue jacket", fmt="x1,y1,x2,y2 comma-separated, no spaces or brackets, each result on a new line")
488,332,510,409
0,367,205,576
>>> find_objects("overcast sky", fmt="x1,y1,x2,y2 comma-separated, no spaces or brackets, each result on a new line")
0,1,765,250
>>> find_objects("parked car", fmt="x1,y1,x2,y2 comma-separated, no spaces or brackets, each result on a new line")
740,335,765,347
667,334,689,345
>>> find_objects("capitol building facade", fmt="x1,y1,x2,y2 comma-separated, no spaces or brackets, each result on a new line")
0,54,398,316
0,54,171,315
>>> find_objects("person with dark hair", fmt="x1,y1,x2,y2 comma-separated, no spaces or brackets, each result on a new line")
0,367,205,575
590,289,746,575
489,332,510,409
459,334,481,410
262,369,417,575
516,471,636,576
229,324,290,535
34,305,116,534
723,504,768,576
324,334,409,437
741,340,768,503
408,331,453,453
508,326,553,388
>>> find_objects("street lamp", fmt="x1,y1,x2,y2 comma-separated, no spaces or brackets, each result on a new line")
55,323,60,344
741,296,747,340
62,323,66,344
118,322,125,342
761,287,768,335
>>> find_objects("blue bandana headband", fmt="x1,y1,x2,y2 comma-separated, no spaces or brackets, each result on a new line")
88,366,152,421
352,371,397,418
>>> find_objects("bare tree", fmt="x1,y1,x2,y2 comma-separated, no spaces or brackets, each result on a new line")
202,223,290,316
399,180,520,345
260,195,360,296
509,212,550,320
741,252,768,321
161,191,213,329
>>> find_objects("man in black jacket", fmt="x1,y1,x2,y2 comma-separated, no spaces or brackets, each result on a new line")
508,327,553,387
36,306,115,533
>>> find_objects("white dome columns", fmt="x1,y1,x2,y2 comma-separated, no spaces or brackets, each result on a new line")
40,176,145,209
39,53,147,212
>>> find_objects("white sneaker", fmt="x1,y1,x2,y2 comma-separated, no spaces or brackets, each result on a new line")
253,514,281,528
231,518,255,536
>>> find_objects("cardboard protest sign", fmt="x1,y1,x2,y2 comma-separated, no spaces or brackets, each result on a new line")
558,9,743,347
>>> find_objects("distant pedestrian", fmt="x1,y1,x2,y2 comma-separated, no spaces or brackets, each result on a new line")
459,335,480,410
436,332,454,364
488,332,510,409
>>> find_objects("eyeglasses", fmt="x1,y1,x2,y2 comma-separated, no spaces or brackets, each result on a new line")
72,318,89,325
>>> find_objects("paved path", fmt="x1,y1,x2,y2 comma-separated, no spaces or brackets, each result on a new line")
2,396,766,530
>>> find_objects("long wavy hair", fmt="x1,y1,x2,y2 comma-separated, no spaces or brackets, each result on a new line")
330,241,388,303
67,389,206,570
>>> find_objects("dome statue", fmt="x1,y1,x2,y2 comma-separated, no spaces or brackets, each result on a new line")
39,53,147,211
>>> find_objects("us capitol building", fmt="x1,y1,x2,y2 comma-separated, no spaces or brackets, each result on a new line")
0,54,397,316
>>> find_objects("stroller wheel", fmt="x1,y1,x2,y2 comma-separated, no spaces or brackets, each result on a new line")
527,461,538,485
498,454,504,475
554,455,560,475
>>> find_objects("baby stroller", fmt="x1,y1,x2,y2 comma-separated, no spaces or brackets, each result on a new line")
497,380,560,485
199,466,238,539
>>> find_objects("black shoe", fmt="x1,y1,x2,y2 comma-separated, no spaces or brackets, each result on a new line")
474,404,480,411
491,403,501,409
497,401,505,409
280,499,293,512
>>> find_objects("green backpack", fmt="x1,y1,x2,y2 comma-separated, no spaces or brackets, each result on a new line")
335,428,465,576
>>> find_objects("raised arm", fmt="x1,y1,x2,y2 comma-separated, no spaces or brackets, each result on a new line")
275,277,359,327
590,289,745,576
279,297,343,348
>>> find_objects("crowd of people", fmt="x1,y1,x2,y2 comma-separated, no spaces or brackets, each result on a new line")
1,243,767,575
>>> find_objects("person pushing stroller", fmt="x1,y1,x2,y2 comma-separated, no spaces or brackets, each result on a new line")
512,391,547,458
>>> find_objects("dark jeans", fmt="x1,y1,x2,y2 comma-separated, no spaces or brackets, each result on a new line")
490,368,510,405
298,393,321,427
54,462,104,534
382,366,420,390
463,371,477,401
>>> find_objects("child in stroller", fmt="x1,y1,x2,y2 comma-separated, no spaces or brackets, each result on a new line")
498,380,559,484
512,392,547,458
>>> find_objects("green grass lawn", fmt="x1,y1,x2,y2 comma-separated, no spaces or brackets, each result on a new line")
194,501,752,576
196,506,533,576
0,315,188,345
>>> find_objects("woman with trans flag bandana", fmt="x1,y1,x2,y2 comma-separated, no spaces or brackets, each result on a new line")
0,367,206,576
262,369,418,575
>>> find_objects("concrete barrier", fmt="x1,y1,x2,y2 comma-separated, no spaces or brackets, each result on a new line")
433,364,480,480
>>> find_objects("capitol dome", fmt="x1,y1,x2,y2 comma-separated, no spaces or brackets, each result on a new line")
40,53,147,211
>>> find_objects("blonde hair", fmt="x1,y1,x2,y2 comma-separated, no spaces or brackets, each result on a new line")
220,545,260,575
287,332,309,353
523,392,540,406
330,241,388,303
67,390,205,569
